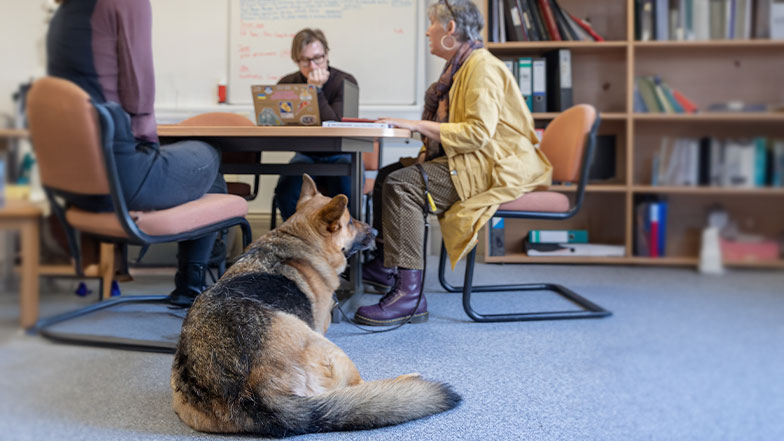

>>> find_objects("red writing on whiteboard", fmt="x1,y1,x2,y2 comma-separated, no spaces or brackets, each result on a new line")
239,21,263,30
240,65,250,73
253,51,277,57
393,28,404,34
240,74,263,79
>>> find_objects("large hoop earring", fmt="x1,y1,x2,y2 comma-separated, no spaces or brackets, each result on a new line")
441,35,457,51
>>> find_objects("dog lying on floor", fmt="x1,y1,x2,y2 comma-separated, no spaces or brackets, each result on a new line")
170,174,461,437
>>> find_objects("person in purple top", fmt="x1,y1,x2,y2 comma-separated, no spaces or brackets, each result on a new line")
47,0,226,307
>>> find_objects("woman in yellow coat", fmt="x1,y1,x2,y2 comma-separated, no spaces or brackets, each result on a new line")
355,0,552,326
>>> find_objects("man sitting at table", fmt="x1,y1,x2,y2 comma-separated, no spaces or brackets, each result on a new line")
273,28,359,220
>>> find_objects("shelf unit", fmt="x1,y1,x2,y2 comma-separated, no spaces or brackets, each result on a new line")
478,0,784,269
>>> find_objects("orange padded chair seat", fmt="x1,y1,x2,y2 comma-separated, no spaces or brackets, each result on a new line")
498,191,570,213
66,193,249,239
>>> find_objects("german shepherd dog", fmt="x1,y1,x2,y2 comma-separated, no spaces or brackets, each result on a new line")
171,175,461,437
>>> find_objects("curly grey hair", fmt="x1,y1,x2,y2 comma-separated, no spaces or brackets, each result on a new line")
428,0,484,42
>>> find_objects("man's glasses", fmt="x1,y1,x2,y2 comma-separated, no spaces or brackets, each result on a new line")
441,0,456,19
298,54,326,67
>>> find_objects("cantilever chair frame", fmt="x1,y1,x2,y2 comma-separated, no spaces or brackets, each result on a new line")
30,86,252,352
438,110,612,322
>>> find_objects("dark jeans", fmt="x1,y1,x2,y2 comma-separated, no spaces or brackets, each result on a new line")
274,153,354,220
132,140,226,267
68,139,226,267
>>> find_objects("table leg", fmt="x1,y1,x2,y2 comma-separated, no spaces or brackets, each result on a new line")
335,150,365,321
19,219,40,329
99,242,115,300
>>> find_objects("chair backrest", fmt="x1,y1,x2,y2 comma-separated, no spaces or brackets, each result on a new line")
538,104,598,183
26,77,111,195
179,112,255,164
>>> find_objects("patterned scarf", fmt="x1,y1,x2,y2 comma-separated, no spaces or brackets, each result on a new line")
421,39,484,159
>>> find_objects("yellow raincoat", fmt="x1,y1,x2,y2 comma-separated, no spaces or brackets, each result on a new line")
438,48,553,268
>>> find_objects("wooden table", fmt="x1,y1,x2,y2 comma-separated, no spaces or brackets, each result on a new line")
0,199,42,328
158,125,412,316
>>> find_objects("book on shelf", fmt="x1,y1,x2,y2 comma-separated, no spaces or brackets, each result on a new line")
568,13,605,41
634,0,778,41
634,199,668,257
502,53,574,113
524,240,625,257
654,0,668,40
634,83,648,112
520,0,540,41
489,218,506,256
723,138,763,187
636,77,663,112
671,88,698,113
636,0,655,41
498,0,508,42
537,0,562,40
652,77,676,113
518,57,533,109
543,49,573,112
502,58,517,77
528,229,588,243
772,139,784,186
652,136,780,187
527,0,548,40
489,0,499,43
635,76,698,114
504,0,528,41
769,0,784,39
531,58,547,112
491,0,604,42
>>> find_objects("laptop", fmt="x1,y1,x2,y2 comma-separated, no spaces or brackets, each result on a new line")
251,84,320,126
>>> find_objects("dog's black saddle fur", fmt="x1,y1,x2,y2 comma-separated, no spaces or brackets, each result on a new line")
213,273,314,329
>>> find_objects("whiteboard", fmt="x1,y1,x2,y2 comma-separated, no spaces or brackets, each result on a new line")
228,0,419,106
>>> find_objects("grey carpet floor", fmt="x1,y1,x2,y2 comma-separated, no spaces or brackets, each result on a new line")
1,259,783,441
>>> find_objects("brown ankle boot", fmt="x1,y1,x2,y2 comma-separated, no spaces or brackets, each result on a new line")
354,269,428,326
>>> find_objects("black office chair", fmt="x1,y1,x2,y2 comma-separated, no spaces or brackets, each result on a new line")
438,104,612,322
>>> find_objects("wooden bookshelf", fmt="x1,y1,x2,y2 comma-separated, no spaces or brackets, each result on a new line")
478,0,784,269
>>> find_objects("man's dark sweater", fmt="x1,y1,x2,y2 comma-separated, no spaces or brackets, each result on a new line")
278,66,357,158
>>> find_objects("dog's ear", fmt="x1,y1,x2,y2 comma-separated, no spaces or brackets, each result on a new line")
296,174,319,207
319,194,348,232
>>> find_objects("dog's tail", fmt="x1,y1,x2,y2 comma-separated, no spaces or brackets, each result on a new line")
260,375,461,436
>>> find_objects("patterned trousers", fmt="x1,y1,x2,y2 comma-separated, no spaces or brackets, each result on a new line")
374,156,460,270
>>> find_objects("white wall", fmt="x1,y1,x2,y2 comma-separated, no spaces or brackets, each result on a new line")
0,0,448,214
0,0,50,125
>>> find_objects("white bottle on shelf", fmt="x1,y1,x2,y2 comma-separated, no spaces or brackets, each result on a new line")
699,226,724,275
